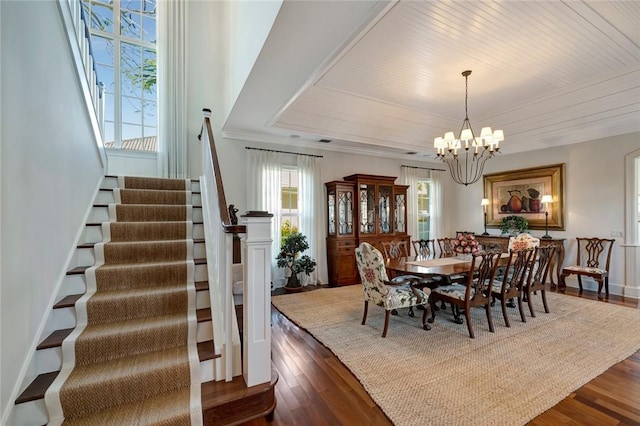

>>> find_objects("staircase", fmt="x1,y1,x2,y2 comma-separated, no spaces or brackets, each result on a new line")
12,176,276,425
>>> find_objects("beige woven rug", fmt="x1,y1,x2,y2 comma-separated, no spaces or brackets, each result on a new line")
272,286,640,426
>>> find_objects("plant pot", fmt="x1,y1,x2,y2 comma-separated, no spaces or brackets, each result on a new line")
285,286,303,293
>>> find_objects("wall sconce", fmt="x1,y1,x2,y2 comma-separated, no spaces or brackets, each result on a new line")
541,195,553,239
481,198,490,235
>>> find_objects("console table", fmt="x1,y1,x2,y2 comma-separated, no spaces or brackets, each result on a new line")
474,235,565,287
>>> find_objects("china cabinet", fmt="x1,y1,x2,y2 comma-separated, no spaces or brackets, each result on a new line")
325,174,409,286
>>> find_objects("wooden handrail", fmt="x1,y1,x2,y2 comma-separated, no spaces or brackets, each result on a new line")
200,109,246,234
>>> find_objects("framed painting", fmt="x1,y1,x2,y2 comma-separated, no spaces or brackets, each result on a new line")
483,163,565,231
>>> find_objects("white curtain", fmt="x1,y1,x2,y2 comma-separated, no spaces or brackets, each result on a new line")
247,150,283,288
297,155,327,285
400,166,420,255
430,170,444,240
157,0,188,178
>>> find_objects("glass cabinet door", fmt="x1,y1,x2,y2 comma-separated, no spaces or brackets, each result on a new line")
379,185,392,234
359,184,376,234
328,190,336,235
338,189,353,235
395,193,406,233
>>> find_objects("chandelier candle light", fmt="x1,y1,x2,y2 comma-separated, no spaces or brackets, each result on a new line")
541,194,553,239
434,70,504,186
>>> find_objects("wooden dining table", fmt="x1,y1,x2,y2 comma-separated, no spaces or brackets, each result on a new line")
385,256,472,280
385,253,511,285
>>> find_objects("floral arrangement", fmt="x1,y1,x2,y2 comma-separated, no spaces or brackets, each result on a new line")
452,233,480,255
500,215,528,235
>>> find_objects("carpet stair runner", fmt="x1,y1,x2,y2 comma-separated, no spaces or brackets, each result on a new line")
43,176,203,425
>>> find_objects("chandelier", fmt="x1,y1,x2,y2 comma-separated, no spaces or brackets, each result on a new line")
434,70,504,186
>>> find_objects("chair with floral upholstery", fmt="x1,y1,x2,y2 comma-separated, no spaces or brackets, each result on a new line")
428,250,502,338
355,242,431,337
560,237,614,297
496,232,540,296
490,248,535,327
522,245,555,316
508,232,540,251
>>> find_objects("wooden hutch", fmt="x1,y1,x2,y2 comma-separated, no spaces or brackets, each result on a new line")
325,174,409,286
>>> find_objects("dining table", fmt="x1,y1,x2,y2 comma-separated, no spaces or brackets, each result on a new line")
385,253,511,285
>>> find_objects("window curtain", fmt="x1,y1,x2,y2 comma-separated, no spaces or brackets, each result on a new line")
400,166,420,255
430,170,444,240
157,0,188,178
297,155,327,285
247,150,283,288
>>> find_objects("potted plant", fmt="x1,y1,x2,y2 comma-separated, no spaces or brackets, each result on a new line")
500,215,529,236
276,232,317,292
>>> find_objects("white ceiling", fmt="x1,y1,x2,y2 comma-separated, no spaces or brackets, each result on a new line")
224,0,640,160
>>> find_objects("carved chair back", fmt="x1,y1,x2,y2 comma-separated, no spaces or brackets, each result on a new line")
412,239,436,257
466,250,502,306
437,237,456,257
381,240,410,260
576,237,615,270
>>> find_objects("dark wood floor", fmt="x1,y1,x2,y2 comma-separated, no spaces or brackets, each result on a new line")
241,286,640,425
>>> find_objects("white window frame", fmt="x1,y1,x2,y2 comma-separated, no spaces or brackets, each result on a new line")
417,178,431,240
83,0,157,150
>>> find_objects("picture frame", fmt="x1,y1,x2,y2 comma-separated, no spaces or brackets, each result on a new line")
483,163,565,231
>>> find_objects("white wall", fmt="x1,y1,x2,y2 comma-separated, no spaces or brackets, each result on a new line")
185,0,281,180
0,1,104,420
106,149,159,177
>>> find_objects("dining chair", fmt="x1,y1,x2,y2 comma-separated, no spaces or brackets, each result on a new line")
508,232,540,251
354,242,431,337
428,250,502,338
490,247,535,327
497,232,541,305
560,237,614,296
381,240,411,260
382,239,434,315
437,237,456,257
412,239,436,257
523,245,555,316
435,237,467,287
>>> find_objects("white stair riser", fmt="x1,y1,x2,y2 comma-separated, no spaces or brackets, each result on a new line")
34,318,212,377
100,178,200,193
60,264,208,299
13,354,214,426
71,242,206,268
13,398,47,426
88,205,203,223
52,307,76,330
96,190,201,207
79,223,205,245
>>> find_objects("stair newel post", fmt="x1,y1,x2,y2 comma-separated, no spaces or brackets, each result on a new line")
240,211,274,387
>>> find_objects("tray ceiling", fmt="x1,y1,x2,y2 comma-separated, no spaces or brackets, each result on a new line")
224,0,640,159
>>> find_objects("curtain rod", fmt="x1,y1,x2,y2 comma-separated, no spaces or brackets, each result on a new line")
245,147,323,158
401,164,446,172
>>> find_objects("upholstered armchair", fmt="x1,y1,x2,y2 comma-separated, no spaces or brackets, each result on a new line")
508,233,540,251
355,242,431,337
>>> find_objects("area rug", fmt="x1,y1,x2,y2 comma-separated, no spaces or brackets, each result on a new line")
271,286,640,426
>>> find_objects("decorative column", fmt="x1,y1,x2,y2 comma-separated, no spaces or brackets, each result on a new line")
240,211,273,386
